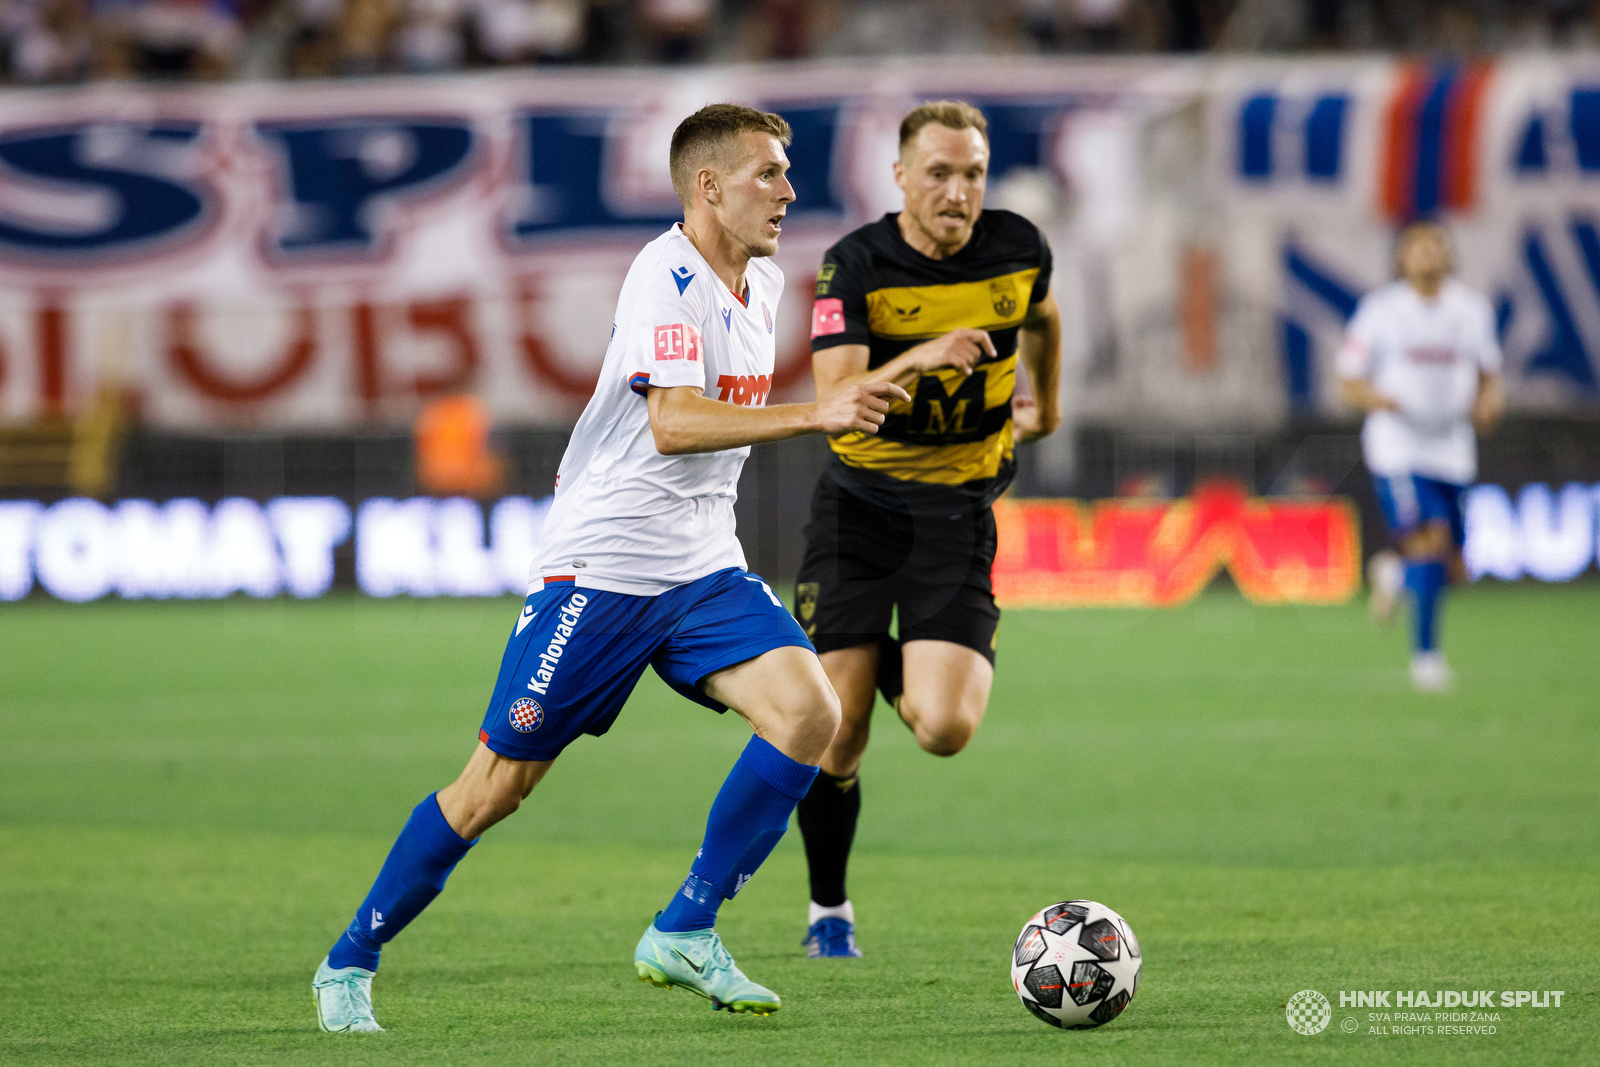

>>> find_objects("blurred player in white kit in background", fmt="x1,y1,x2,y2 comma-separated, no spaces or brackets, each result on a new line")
1338,220,1505,692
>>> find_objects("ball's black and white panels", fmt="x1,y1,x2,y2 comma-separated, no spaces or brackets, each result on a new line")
1011,900,1141,1029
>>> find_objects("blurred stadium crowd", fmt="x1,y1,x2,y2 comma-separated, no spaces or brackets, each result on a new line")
3,0,1598,85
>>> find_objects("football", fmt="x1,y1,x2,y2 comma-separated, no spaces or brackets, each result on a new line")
1010,900,1141,1029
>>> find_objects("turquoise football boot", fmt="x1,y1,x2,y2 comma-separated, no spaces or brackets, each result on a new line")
312,956,384,1032
634,916,781,1016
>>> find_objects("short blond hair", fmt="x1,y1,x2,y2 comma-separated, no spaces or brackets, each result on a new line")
669,104,793,208
898,100,989,158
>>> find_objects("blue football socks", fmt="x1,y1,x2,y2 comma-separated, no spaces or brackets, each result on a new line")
657,734,821,933
326,792,476,972
1405,560,1447,653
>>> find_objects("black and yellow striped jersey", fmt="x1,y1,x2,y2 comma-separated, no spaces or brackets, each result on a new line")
809,209,1052,513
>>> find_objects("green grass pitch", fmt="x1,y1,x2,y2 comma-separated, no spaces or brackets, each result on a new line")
2,582,1596,1065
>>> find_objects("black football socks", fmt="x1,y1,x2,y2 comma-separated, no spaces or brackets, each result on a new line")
796,769,862,909
798,637,892,910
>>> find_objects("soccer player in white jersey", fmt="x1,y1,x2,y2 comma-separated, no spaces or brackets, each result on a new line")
310,104,909,1030
1337,221,1504,691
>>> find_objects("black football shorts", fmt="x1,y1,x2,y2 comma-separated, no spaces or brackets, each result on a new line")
793,473,999,663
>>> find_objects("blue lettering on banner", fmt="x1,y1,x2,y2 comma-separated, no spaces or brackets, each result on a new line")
504,113,682,243
1280,317,1314,413
1240,95,1277,178
1237,93,1347,182
502,100,1052,245
1285,245,1361,320
1304,96,1347,179
1521,226,1599,391
1515,112,1548,173
1571,89,1600,170
253,118,476,260
756,104,846,215
1512,89,1600,177
1279,243,1362,413
0,123,212,262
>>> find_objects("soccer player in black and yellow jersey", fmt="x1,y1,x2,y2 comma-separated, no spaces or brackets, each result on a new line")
792,101,1062,956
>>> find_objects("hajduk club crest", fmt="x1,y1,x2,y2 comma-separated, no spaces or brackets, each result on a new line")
509,697,543,733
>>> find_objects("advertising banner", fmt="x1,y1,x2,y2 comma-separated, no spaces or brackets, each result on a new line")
0,61,1161,430
992,486,1362,607
0,56,1595,433
5,483,1596,603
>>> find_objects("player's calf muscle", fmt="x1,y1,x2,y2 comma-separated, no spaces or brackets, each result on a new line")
816,657,875,775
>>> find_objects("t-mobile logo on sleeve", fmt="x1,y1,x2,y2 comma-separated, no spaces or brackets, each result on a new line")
654,323,701,362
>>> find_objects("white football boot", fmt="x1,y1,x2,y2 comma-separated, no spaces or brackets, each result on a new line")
1409,651,1454,693
313,956,384,1032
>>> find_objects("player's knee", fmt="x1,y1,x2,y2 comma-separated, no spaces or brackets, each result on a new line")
807,682,843,740
1404,524,1451,559
757,672,840,741
801,683,843,751
915,716,975,757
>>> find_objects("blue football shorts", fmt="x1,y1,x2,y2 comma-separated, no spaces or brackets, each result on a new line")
1372,473,1467,547
477,567,813,762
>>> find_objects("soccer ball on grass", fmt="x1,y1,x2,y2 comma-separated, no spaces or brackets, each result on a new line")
1010,900,1140,1029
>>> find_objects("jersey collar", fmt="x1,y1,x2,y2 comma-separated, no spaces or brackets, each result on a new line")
673,222,751,308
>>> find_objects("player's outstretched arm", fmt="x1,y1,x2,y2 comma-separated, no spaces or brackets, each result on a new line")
1472,371,1505,435
812,329,996,401
647,381,911,455
1014,293,1062,441
1337,376,1400,415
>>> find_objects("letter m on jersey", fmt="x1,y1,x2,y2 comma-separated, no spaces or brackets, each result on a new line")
654,323,701,362
912,371,986,439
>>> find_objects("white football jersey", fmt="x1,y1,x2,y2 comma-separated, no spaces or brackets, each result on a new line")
1337,278,1501,484
533,224,783,596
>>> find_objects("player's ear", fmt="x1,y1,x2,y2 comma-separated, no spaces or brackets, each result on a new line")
698,166,721,207
892,158,907,192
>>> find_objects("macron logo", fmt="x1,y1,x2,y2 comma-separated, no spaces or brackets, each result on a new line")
671,266,695,295
371,911,385,931
720,307,733,332
516,606,538,637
